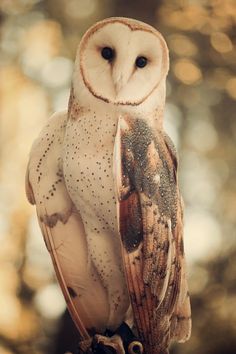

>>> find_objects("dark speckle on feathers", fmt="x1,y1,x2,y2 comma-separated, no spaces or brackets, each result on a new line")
179,238,184,255
120,192,143,253
67,286,77,298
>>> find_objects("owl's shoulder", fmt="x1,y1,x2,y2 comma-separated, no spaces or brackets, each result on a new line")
32,110,67,145
26,110,68,206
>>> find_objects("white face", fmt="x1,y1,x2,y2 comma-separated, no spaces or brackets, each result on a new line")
78,20,168,107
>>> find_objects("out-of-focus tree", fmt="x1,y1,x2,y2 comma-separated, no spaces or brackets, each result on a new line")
0,0,235,353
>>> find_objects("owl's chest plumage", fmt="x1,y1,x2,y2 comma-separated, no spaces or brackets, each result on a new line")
62,108,131,329
63,109,118,235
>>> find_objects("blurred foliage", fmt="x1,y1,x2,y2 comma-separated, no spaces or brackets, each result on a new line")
0,0,236,353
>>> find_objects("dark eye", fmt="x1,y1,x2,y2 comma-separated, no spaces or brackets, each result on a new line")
135,56,148,68
101,47,114,61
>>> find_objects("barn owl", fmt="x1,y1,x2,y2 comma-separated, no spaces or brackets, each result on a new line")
26,17,191,354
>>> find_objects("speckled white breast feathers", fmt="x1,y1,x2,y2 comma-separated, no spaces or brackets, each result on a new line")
63,104,130,330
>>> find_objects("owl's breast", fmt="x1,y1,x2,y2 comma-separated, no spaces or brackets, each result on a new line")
62,112,118,234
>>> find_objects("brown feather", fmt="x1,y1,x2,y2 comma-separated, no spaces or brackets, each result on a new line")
115,115,191,353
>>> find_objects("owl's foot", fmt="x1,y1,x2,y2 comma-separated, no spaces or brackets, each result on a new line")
77,334,123,354
92,322,143,354
78,323,143,354
92,334,125,354
78,338,93,353
114,322,143,354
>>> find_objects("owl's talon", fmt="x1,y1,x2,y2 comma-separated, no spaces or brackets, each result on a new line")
128,341,143,354
78,338,93,353
92,334,125,354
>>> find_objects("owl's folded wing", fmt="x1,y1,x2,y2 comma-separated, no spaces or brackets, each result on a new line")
114,116,191,353
25,111,108,339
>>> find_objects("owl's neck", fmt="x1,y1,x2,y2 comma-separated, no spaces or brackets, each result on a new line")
68,85,165,131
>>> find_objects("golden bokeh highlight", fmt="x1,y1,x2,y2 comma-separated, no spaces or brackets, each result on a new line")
226,77,236,99
173,59,202,85
210,32,233,53
168,35,197,57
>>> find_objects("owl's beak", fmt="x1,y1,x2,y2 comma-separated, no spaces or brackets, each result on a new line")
114,75,126,95
112,65,131,96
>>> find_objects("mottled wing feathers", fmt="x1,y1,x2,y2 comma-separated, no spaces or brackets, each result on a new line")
169,197,191,343
115,116,191,353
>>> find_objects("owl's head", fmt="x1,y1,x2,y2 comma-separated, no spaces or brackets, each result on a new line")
73,17,169,112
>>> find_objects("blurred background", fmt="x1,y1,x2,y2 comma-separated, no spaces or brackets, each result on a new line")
0,0,236,353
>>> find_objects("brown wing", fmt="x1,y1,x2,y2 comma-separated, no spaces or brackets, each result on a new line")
169,196,191,343
163,133,191,342
114,116,191,354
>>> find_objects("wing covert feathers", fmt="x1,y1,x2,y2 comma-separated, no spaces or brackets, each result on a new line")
115,116,191,353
